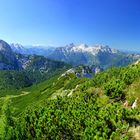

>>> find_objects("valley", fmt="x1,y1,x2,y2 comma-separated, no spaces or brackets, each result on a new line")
0,39,140,139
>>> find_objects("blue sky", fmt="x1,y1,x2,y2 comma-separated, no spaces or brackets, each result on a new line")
0,0,140,51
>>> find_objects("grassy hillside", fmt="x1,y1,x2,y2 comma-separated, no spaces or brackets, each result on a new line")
1,61,140,139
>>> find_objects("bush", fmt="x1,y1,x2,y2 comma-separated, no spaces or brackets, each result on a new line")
122,68,138,85
104,79,125,99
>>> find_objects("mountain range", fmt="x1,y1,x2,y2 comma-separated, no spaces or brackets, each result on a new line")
11,42,140,69
0,39,140,139
10,43,55,57
0,40,67,71
0,39,139,76
0,40,69,89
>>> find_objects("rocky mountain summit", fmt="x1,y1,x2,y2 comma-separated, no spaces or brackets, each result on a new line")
0,40,20,69
48,43,139,68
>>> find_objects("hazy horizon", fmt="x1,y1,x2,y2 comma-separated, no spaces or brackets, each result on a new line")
0,39,139,53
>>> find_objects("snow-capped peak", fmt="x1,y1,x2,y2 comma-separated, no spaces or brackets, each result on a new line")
10,43,25,50
63,44,118,55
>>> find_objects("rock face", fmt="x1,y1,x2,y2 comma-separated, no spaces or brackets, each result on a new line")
10,43,28,54
61,65,103,78
48,43,138,68
0,40,21,70
16,53,68,71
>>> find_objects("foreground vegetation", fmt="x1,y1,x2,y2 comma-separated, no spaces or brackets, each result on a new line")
1,61,140,139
